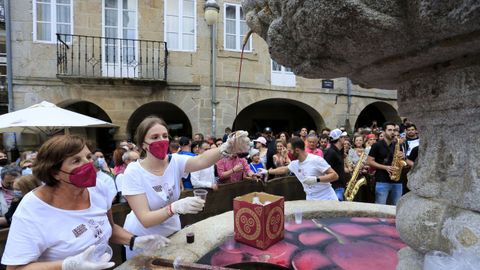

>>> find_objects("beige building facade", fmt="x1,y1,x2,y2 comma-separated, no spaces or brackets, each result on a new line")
7,0,398,151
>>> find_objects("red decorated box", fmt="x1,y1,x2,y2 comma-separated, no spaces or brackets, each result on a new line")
234,192,284,250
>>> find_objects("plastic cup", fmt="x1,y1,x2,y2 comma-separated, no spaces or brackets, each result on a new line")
294,209,302,224
193,189,208,200
90,243,113,262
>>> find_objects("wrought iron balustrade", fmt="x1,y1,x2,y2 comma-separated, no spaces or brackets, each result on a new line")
56,34,168,81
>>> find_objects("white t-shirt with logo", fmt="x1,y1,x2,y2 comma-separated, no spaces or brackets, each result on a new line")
288,153,338,201
122,154,189,239
2,179,115,265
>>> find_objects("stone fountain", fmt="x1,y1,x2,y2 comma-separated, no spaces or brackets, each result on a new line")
242,1,480,269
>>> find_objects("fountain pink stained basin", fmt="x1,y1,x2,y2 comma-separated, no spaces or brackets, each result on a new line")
199,217,406,270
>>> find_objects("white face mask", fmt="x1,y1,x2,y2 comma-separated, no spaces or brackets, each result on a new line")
97,158,106,167
22,167,33,176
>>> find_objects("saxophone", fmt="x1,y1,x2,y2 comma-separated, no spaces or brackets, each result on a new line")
390,139,407,181
344,151,367,201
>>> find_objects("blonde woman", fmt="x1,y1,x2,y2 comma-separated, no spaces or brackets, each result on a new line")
122,116,250,259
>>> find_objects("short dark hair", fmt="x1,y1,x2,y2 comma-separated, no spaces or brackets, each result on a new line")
383,121,396,130
290,137,305,151
191,141,200,151
194,133,204,140
33,135,87,187
179,136,191,146
405,123,417,130
319,134,329,140
200,141,210,149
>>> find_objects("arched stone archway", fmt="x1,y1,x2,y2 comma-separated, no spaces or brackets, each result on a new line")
127,102,192,140
354,102,401,129
233,98,325,135
62,100,116,153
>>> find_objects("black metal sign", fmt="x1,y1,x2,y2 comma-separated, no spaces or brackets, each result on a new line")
322,79,334,89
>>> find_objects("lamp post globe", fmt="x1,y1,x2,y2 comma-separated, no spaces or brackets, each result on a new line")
204,0,220,25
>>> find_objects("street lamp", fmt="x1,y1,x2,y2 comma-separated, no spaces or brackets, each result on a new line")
204,0,220,137
204,0,220,26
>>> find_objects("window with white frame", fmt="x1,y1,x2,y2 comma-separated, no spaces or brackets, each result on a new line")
165,0,196,51
224,3,251,51
271,60,296,87
103,0,138,71
34,0,73,43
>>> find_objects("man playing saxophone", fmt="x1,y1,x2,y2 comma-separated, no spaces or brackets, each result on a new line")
367,122,405,205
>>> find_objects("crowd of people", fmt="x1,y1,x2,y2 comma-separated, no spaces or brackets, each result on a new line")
0,116,420,269
158,120,419,204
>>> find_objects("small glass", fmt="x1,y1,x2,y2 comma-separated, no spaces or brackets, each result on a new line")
90,243,113,262
225,232,236,250
294,209,303,224
184,225,195,244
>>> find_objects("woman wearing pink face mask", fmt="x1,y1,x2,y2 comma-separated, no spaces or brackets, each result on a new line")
122,116,251,259
2,135,169,270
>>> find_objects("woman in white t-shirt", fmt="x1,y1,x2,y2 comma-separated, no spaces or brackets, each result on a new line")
122,116,250,259
2,135,169,270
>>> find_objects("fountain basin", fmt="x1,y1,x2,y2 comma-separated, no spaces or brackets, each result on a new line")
115,201,398,269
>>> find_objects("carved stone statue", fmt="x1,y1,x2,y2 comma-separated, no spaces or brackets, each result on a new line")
243,1,480,268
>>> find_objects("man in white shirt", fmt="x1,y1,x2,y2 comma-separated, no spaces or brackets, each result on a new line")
266,137,339,200
191,141,218,190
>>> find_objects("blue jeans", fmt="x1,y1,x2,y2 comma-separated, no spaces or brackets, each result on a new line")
335,188,345,201
375,182,403,205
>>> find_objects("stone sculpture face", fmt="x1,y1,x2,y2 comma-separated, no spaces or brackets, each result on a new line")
242,0,480,88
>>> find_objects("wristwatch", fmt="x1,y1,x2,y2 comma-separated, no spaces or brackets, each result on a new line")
316,177,321,183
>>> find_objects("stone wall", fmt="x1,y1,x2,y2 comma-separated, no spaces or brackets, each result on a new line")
9,0,398,141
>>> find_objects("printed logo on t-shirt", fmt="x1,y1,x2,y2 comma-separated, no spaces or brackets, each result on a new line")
152,183,174,203
87,219,105,239
72,224,87,238
152,185,163,192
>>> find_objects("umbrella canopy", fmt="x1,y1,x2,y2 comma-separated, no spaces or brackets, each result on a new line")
0,101,117,135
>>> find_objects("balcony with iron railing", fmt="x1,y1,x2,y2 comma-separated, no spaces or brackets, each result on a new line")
56,34,168,82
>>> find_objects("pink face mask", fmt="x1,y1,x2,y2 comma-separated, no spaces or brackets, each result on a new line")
145,140,169,160
61,162,97,188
